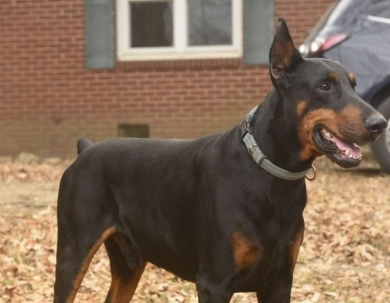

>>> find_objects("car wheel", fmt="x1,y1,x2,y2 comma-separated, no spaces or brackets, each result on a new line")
370,95,390,173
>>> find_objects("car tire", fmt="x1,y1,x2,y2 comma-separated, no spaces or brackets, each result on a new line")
370,95,390,173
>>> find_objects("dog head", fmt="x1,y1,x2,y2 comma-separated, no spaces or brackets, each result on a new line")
269,18,387,168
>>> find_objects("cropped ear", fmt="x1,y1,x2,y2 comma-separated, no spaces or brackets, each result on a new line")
269,18,303,80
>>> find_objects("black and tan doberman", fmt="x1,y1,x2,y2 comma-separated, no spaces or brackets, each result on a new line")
53,19,387,303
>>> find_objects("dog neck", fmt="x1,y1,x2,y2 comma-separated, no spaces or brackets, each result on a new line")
250,89,315,173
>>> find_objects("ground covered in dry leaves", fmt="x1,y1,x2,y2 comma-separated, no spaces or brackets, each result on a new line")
0,152,389,302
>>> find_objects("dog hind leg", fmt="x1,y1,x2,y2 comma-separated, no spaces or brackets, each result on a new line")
104,234,147,303
53,227,116,303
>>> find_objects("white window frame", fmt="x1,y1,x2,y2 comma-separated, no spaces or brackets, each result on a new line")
117,0,243,61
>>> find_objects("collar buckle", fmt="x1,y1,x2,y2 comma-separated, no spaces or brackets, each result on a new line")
245,115,253,135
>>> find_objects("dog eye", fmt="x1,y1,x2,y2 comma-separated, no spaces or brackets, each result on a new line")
319,83,331,91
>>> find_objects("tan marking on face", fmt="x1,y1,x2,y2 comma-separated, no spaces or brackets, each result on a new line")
297,100,307,118
298,104,365,161
349,73,356,86
288,218,304,269
298,108,335,160
65,227,116,303
327,72,339,82
232,230,262,270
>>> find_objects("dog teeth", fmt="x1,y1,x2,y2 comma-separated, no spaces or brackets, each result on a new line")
321,128,361,160
341,149,360,160
322,129,333,141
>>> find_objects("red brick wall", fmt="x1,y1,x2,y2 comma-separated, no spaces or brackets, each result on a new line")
0,0,334,157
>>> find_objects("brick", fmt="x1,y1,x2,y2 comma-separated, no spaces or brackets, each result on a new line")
0,0,334,157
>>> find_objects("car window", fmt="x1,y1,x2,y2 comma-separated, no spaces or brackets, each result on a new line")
367,0,390,19
326,0,369,27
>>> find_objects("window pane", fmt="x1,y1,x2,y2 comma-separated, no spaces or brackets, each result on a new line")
366,0,390,19
130,1,173,47
188,0,232,46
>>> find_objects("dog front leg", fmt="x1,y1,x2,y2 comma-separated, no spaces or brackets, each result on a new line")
196,277,233,303
256,274,293,303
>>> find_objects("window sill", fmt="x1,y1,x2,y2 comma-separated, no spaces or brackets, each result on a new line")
116,58,243,71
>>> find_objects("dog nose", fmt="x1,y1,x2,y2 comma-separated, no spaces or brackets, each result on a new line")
365,115,388,134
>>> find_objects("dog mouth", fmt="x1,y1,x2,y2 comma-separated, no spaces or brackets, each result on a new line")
313,127,362,168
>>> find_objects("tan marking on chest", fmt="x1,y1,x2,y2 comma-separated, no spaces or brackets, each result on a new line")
232,230,262,270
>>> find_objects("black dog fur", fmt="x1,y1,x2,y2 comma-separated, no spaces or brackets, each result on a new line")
53,19,387,303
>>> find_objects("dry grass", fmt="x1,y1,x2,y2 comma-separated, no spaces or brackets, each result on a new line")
0,153,389,302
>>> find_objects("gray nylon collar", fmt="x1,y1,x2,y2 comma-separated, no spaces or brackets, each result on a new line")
241,106,314,181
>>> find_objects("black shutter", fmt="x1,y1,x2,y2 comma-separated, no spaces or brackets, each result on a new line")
244,0,274,65
85,0,115,69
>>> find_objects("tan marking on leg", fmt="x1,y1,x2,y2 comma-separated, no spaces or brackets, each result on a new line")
288,218,305,269
232,230,262,270
106,260,147,303
113,233,131,254
65,227,116,303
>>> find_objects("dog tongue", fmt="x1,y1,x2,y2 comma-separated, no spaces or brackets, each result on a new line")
333,136,361,157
